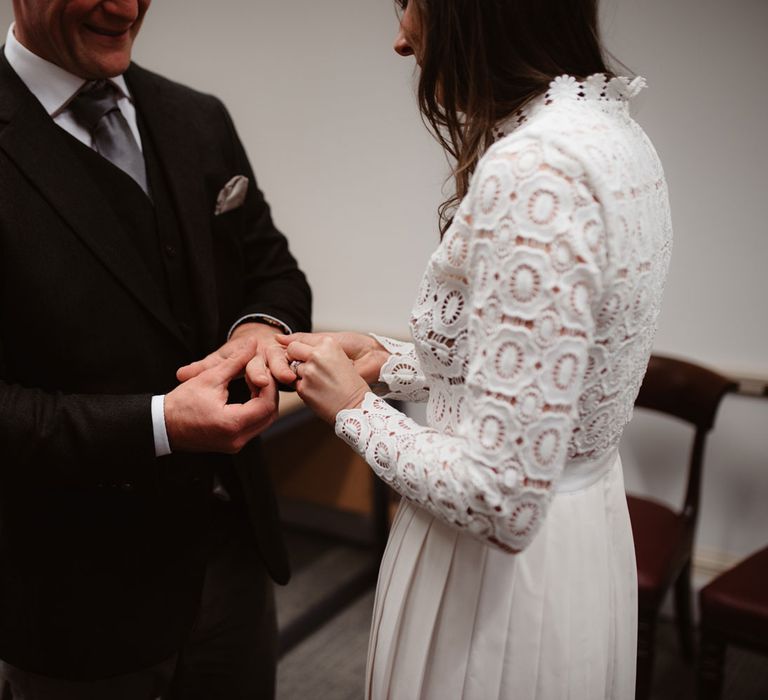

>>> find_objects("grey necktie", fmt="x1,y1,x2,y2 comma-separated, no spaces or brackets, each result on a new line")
68,80,149,195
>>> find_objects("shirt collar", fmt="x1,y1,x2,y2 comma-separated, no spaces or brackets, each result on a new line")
4,23,133,117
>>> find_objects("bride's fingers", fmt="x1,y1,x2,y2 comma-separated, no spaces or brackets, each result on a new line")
276,332,326,347
285,340,316,363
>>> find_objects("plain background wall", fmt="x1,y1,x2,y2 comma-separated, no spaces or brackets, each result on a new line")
1,0,765,576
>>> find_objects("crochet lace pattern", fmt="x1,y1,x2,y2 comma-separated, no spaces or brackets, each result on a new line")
337,74,672,553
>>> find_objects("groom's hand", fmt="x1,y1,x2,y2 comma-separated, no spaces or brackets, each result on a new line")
176,322,296,392
165,349,278,454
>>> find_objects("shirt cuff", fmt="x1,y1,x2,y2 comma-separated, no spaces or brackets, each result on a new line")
151,394,172,457
227,314,293,339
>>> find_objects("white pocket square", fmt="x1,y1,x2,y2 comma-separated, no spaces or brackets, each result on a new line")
215,175,249,216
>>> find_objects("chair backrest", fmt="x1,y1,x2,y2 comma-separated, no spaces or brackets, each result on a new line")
636,355,736,432
635,355,737,520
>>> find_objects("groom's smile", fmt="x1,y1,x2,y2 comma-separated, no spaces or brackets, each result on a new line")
12,0,151,79
84,23,132,38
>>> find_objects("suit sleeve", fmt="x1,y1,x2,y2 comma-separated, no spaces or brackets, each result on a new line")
215,100,312,335
0,376,156,487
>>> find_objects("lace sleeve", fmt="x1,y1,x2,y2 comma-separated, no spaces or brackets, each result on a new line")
369,333,430,403
336,136,605,553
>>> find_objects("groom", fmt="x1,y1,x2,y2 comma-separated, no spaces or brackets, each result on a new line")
0,0,311,697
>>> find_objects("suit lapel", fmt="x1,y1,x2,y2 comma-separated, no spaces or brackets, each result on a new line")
0,56,188,351
125,65,220,351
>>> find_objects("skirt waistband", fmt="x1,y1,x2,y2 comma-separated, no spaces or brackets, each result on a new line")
555,448,620,494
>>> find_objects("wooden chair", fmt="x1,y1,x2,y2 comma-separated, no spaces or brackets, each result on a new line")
627,355,736,700
697,545,768,699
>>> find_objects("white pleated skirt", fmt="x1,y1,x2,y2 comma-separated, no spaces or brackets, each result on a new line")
365,454,637,700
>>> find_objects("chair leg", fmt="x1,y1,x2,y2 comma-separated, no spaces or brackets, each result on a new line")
697,627,726,700
635,608,657,700
673,559,695,662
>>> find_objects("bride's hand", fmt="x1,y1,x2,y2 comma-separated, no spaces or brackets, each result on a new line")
276,332,389,385
279,335,370,423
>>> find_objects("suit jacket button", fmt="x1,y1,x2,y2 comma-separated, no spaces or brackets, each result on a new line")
164,244,177,258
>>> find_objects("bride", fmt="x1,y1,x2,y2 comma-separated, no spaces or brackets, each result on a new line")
279,0,672,697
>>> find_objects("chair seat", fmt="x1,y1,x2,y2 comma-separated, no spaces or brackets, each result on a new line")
627,495,689,602
700,546,768,650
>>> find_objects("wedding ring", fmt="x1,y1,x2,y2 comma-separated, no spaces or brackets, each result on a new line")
289,360,303,374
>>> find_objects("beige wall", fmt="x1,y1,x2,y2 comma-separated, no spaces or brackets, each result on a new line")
2,0,766,576
135,0,446,339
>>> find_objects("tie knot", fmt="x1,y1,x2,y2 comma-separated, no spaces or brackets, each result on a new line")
69,80,122,132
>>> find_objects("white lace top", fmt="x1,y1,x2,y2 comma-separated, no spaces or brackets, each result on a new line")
336,74,673,553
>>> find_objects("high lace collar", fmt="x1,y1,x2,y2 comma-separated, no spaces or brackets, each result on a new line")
546,73,647,102
493,73,647,140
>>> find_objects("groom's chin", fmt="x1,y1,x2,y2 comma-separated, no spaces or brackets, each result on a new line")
69,34,136,79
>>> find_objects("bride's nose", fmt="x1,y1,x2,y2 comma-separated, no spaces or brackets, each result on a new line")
394,28,414,57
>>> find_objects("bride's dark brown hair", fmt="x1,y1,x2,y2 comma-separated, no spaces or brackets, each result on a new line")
399,0,614,235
